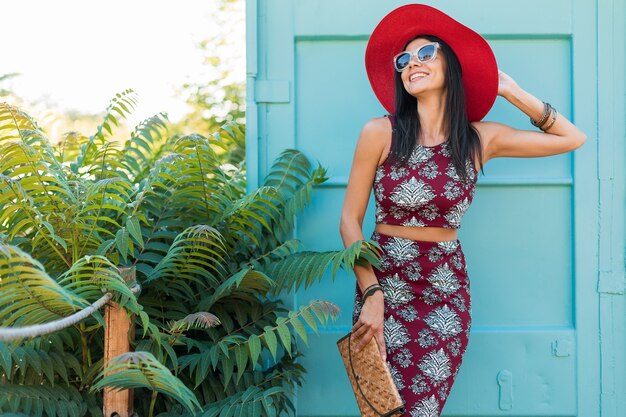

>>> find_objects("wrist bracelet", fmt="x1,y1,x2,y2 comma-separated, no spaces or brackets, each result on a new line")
531,101,551,127
540,108,558,132
362,286,382,304
363,282,380,293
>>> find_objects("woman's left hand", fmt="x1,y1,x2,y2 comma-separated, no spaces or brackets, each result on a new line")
497,69,519,98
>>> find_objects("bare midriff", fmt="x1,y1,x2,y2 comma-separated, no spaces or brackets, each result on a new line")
375,223,458,242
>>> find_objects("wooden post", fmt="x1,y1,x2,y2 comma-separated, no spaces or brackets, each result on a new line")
103,266,136,417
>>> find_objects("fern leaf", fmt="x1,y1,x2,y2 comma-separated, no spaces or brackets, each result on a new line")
260,239,382,295
168,312,221,334
0,384,86,417
205,300,339,390
0,176,71,267
146,225,228,288
72,89,137,173
198,268,275,311
199,385,285,417
122,112,170,180
91,351,201,414
57,256,139,313
0,102,47,146
0,245,86,327
262,150,329,240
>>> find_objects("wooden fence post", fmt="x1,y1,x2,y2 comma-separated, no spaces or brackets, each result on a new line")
103,266,136,417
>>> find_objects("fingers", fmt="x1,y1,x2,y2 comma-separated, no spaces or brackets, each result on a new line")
350,321,368,346
351,328,373,353
351,318,385,353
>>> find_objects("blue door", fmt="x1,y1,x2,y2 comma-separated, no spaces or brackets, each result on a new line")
246,0,625,415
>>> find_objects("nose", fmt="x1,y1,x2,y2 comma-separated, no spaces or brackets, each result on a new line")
407,57,422,68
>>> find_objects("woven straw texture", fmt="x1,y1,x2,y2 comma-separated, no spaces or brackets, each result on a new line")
337,331,405,416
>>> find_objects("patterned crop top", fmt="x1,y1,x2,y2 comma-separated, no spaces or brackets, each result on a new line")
373,114,478,229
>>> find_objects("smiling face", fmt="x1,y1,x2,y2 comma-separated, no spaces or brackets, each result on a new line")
399,37,448,98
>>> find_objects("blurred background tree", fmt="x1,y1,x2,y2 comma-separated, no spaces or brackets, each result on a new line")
171,0,246,139
0,0,246,153
0,71,103,138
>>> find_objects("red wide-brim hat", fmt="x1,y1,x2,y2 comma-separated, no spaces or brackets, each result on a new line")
365,4,498,122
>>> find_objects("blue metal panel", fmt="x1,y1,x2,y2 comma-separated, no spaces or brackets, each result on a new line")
247,0,625,415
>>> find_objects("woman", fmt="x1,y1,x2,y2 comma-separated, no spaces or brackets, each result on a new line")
339,4,586,416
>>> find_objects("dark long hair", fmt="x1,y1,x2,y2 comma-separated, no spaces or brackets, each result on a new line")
387,34,484,183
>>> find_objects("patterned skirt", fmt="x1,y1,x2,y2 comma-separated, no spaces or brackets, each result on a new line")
352,231,472,417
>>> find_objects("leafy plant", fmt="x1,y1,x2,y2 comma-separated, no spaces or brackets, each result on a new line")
0,91,381,416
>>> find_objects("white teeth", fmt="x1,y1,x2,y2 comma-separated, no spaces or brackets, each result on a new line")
410,72,428,81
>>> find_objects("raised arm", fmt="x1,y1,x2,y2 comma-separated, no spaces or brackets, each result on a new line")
473,70,587,165
339,116,389,357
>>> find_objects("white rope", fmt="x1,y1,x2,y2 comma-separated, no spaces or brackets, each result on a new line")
0,285,140,341
0,293,112,341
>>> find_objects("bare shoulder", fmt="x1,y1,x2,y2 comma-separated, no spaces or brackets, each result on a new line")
357,116,393,166
360,116,392,145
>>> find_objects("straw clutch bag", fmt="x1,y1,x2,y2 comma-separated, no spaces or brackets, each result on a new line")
336,331,405,416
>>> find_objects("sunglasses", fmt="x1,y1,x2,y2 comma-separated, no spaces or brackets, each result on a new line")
393,42,440,72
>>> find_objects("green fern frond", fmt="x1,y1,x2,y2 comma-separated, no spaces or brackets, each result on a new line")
263,149,312,195
245,239,302,270
212,119,245,150
0,102,46,145
55,131,86,163
255,149,329,240
263,148,328,203
0,125,70,183
202,300,339,388
146,225,228,289
72,89,137,173
122,112,170,180
173,133,221,164
79,142,128,179
0,341,82,385
0,384,86,416
91,351,201,414
198,268,275,311
0,245,86,327
274,165,329,240
172,350,305,416
218,186,283,253
0,99,346,414
0,146,73,255
255,300,340,359
92,88,138,145
261,238,382,295
209,119,246,166
167,134,234,222
198,385,285,417
57,257,143,323
168,312,221,334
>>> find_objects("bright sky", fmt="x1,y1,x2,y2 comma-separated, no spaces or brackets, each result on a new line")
2,0,244,127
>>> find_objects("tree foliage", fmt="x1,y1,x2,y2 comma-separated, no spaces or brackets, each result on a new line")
0,91,381,416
